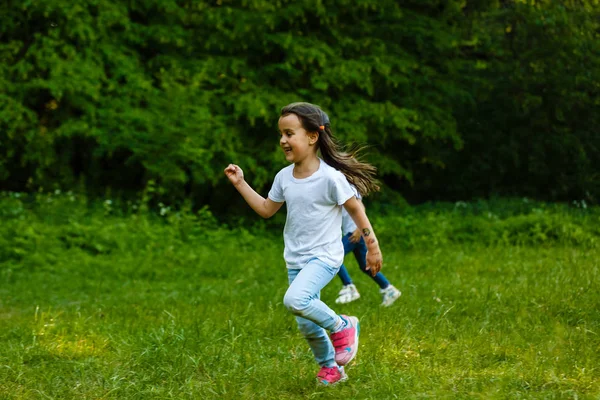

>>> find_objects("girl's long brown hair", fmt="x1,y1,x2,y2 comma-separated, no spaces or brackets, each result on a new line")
280,102,380,196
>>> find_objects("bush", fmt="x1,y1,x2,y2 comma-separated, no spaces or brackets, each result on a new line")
372,199,599,249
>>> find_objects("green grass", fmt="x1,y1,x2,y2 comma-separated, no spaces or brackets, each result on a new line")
0,193,599,399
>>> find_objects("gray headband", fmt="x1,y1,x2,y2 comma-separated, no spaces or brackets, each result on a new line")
319,110,330,127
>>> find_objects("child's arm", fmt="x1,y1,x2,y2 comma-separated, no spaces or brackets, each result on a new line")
348,199,365,243
343,196,382,276
224,164,283,218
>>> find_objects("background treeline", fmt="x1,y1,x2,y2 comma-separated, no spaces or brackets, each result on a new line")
1,0,598,217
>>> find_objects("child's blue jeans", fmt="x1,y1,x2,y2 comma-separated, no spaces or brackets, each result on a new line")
284,258,341,368
337,232,390,289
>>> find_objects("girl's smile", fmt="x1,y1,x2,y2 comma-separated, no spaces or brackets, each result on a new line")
278,113,317,164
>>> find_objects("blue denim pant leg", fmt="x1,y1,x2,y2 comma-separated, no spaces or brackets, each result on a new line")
337,264,353,286
345,233,391,289
284,259,340,367
336,234,356,285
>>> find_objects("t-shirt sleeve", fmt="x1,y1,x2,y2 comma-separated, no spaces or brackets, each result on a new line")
350,184,362,200
330,171,356,205
268,170,285,203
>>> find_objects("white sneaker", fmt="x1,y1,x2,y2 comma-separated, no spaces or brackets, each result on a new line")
380,285,401,307
335,284,360,304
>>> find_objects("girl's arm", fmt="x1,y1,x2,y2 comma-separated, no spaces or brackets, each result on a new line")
343,196,382,276
224,164,283,218
348,199,365,243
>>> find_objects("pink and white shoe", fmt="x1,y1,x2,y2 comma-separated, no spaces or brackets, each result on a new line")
330,315,360,366
316,366,348,386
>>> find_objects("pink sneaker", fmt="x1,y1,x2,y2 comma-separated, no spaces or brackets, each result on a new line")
316,366,347,386
330,315,360,366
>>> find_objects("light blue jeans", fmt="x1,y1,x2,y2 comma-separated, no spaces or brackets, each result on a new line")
284,258,341,368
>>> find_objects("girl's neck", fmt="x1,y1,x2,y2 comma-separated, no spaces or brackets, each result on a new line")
293,156,320,179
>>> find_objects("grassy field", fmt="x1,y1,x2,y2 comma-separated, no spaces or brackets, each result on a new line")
0,193,599,399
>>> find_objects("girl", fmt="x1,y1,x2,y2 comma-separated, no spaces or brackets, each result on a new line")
224,102,383,385
335,196,401,306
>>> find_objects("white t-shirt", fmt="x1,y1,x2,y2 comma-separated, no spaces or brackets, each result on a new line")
268,159,355,269
341,188,361,235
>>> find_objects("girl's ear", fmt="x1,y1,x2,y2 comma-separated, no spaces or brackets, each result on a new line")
308,131,319,145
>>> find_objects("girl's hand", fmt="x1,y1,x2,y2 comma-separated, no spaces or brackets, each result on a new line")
349,229,362,243
366,247,382,276
224,164,244,186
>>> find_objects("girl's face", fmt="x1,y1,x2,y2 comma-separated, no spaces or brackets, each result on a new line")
278,113,318,164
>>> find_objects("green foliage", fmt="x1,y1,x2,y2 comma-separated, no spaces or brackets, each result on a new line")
1,0,598,206
413,0,600,202
0,0,468,204
0,190,268,267
374,197,600,249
